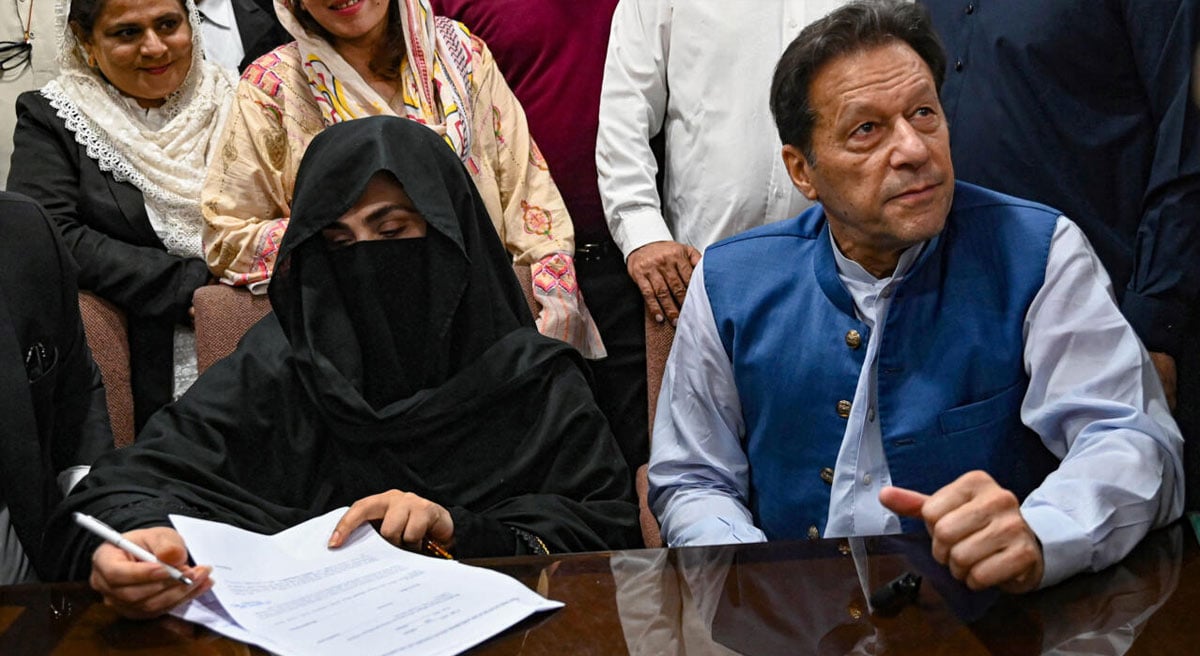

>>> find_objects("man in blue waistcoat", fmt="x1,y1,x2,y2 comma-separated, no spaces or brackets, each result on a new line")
647,0,1184,593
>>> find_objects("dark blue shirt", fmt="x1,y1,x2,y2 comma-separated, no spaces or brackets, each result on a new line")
921,0,1200,356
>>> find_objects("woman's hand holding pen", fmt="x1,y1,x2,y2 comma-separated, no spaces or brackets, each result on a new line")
90,527,213,619
330,490,455,558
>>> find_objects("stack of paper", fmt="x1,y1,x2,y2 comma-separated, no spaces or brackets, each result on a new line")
168,509,562,656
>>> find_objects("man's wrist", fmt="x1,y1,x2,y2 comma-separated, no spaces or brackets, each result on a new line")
609,206,673,259
1020,503,1091,588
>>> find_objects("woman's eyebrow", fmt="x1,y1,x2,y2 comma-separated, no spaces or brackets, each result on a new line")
363,204,418,224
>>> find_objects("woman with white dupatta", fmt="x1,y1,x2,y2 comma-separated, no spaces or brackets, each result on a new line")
9,0,237,428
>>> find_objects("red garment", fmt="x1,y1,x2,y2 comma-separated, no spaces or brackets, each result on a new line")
431,0,619,242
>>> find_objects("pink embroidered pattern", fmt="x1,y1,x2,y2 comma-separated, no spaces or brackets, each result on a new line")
529,141,548,170
241,51,284,97
521,201,553,239
235,219,287,285
532,254,579,294
468,33,486,58
253,100,282,124
492,105,505,145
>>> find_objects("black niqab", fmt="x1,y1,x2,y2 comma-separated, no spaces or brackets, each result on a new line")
271,115,532,418
329,238,431,407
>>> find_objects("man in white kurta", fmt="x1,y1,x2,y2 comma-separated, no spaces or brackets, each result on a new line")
596,0,851,325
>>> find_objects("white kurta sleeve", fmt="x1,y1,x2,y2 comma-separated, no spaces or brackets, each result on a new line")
596,0,676,258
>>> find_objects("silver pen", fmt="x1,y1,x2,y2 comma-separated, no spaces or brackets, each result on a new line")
72,512,194,586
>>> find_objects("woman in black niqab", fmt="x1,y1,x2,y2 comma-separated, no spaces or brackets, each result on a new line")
46,117,640,615
272,114,534,412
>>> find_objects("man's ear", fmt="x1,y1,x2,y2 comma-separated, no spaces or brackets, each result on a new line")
782,144,819,201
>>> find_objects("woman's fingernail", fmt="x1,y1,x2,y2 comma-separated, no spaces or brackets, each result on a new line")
655,314,664,323
328,531,340,548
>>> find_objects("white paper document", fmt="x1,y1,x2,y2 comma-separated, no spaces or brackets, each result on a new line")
167,509,562,656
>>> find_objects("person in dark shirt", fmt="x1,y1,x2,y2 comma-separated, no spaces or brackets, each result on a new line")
920,0,1200,505
195,0,290,72
0,192,112,584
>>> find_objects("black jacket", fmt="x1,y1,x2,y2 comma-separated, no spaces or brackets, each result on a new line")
8,91,212,429
0,192,112,579
233,0,291,72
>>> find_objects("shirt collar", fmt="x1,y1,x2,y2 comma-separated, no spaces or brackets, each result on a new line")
829,226,926,286
196,0,237,30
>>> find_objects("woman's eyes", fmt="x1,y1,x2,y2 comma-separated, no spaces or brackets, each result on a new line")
377,217,420,238
108,17,182,40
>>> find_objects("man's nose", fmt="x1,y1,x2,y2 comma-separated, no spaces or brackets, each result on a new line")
889,118,931,169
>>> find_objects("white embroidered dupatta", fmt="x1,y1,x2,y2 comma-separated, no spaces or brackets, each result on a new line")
41,0,235,260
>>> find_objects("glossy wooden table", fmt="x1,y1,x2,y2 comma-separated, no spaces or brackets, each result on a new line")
1,524,1193,655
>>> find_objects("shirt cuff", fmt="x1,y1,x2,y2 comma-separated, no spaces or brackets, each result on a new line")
246,279,271,295
667,516,767,548
609,207,675,260
57,465,90,496
1120,290,1191,357
531,254,607,358
1021,503,1093,588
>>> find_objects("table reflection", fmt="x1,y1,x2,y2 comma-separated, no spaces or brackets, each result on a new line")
0,525,1189,655
608,527,1183,656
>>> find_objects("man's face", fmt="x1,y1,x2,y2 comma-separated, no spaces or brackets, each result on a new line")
783,41,954,275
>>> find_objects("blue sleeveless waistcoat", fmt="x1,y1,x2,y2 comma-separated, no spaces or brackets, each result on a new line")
702,182,1061,539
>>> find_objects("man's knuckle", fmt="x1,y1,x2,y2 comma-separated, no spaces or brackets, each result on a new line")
931,522,955,544
989,492,1020,517
965,570,988,590
961,470,989,486
996,512,1024,534
947,545,971,571
1012,540,1039,564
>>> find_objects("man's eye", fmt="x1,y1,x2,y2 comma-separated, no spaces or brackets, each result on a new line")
914,107,935,118
853,122,876,136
